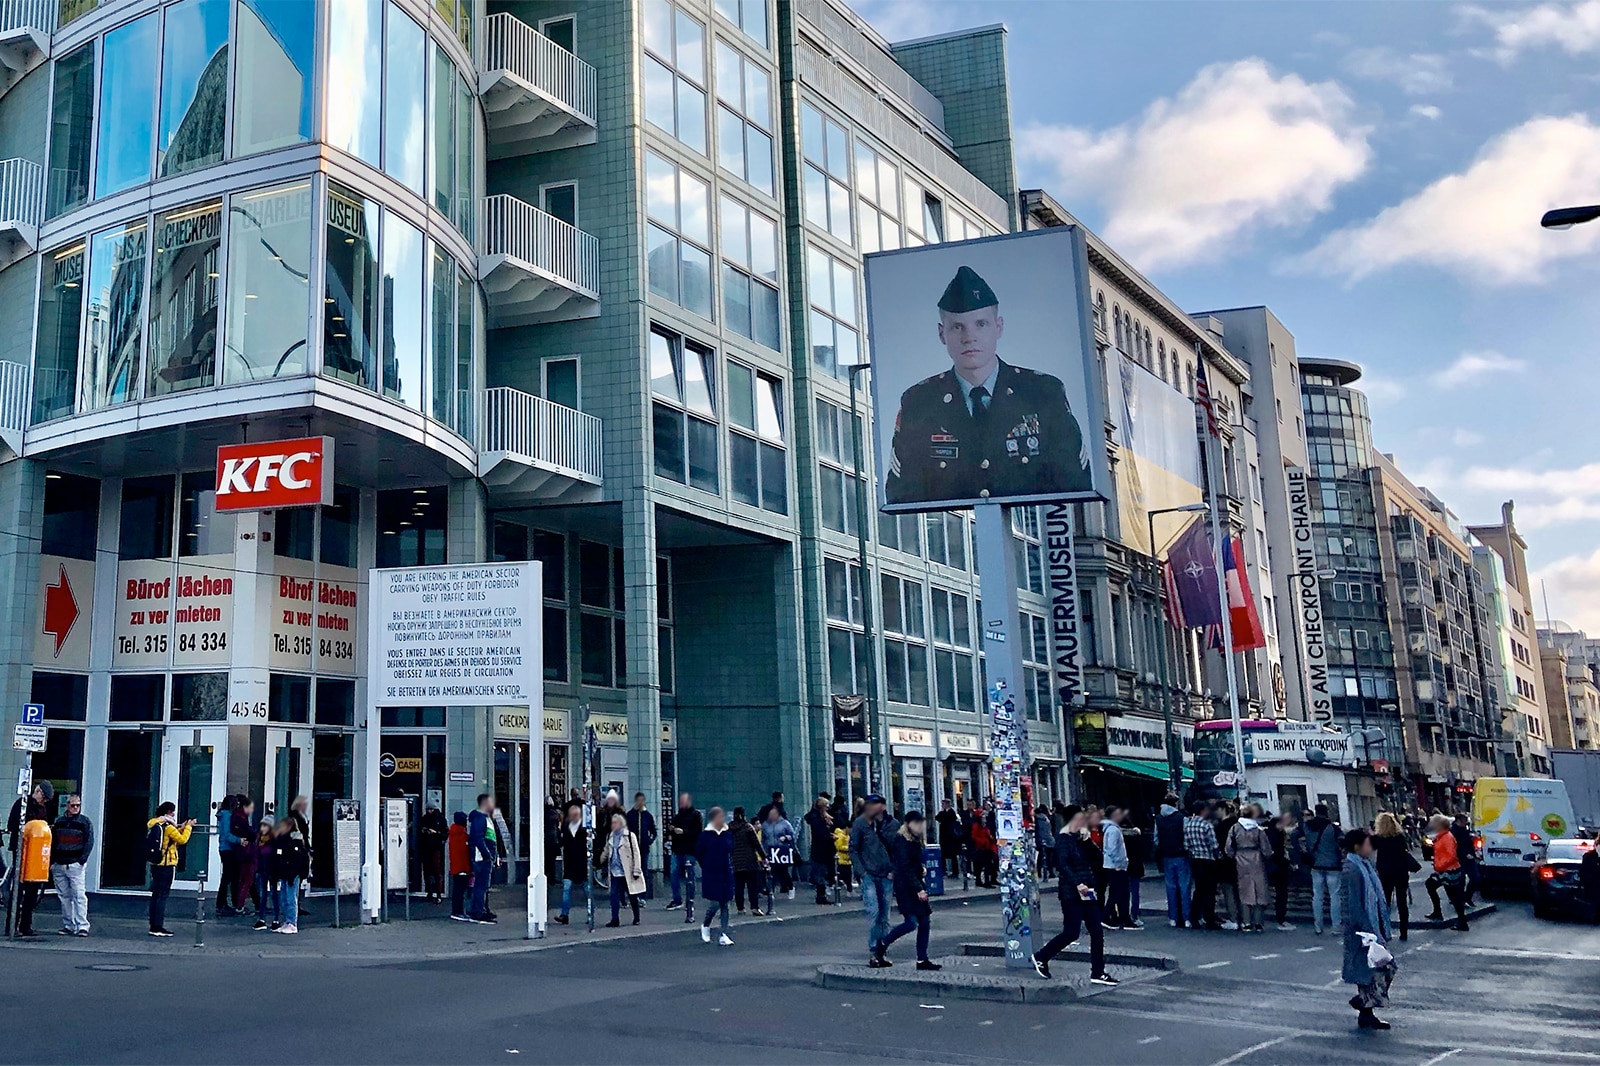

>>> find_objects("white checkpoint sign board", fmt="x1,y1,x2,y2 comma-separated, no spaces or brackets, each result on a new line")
370,563,541,708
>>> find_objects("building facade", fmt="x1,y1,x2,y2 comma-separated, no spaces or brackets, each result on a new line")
1469,504,1553,776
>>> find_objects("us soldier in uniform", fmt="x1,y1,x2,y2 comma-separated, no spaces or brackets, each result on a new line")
885,265,1091,505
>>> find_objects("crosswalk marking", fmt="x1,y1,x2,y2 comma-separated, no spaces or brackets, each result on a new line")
1196,960,1231,969
1251,953,1279,960
1295,946,1322,953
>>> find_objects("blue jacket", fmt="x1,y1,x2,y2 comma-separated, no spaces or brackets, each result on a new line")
467,809,497,864
1100,820,1127,871
216,807,240,854
1341,851,1392,985
695,824,735,902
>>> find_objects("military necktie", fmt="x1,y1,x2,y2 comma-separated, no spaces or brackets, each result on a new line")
969,385,991,423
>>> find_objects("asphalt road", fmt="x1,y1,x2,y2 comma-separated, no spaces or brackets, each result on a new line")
7,892,1599,1065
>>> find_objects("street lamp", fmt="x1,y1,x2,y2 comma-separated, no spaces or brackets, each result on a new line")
1541,205,1600,230
1147,503,1210,793
848,363,891,798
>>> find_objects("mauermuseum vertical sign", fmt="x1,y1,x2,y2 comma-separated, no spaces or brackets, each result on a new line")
1286,467,1332,724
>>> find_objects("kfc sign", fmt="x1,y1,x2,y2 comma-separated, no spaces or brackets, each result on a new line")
214,436,334,512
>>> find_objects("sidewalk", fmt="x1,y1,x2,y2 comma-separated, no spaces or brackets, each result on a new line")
1,881,1002,961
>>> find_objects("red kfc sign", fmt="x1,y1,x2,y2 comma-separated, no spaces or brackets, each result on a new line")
214,436,334,512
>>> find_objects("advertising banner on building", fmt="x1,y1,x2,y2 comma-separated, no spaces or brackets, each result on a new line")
1286,467,1333,723
831,694,867,743
1106,714,1194,762
267,555,360,676
1044,503,1085,721
113,556,234,669
865,227,1108,512
1108,349,1204,556
35,556,93,672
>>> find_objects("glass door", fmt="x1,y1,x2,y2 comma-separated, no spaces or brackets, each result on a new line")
265,729,313,824
160,726,229,889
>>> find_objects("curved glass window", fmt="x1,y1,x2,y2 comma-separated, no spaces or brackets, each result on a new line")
158,0,231,179
325,0,383,166
223,181,312,384
148,201,222,397
32,244,86,424
96,14,158,196
380,213,425,409
233,0,316,156
83,221,147,410
383,5,427,194
47,44,95,219
429,246,456,425
324,185,379,389
432,44,455,218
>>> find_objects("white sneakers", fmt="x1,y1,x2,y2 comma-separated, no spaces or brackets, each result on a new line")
277,923,298,934
718,933,733,946
701,925,711,943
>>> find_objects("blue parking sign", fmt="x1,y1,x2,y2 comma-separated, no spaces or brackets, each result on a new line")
21,704,43,726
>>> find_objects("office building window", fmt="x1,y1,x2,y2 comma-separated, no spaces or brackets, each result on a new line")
376,486,446,566
657,554,676,693
714,41,773,195
32,244,85,424
807,246,858,379
96,14,158,196
223,181,312,385
854,140,901,255
325,0,382,166
719,195,779,348
882,575,929,706
324,185,380,390
1023,612,1052,722
643,0,708,155
650,327,719,492
931,587,974,711
47,44,95,218
714,0,768,48
579,542,625,688
43,472,100,561
82,220,147,410
234,0,316,157
878,511,923,557
646,152,713,319
120,476,175,560
147,200,222,399
381,212,426,409
727,361,786,513
801,102,852,243
825,557,868,695
383,4,427,193
817,399,863,535
157,0,230,178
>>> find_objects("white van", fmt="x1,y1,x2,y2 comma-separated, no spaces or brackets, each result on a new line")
1472,778,1578,893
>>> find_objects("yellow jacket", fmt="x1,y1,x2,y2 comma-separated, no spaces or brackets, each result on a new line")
833,826,851,866
147,816,192,867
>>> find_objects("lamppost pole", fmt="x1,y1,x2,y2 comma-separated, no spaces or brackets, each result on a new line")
849,364,890,798
1147,503,1209,795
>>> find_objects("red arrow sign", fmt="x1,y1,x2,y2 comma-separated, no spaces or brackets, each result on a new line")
43,564,79,657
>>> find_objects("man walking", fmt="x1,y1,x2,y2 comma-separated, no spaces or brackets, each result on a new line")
1152,794,1191,929
1185,801,1223,930
467,794,500,924
50,794,93,936
667,793,703,920
849,794,899,967
1297,803,1343,935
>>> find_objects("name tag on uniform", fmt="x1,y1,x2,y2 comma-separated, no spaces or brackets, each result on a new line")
931,432,958,460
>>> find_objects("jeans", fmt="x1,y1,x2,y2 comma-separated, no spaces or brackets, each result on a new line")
609,879,639,923
1162,857,1193,924
217,851,238,911
149,865,174,931
1105,869,1131,926
51,862,89,932
1037,892,1104,975
560,876,588,918
670,854,697,904
278,877,300,926
881,910,930,961
1309,868,1341,932
471,860,493,918
451,872,470,917
861,874,893,953
702,898,730,933
1130,873,1142,921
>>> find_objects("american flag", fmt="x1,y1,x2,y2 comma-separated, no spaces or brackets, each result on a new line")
1162,560,1187,629
1195,360,1219,438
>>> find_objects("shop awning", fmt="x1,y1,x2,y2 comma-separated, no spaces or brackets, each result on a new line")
1081,756,1193,783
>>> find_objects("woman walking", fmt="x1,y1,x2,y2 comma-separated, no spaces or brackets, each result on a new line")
871,812,941,970
1372,812,1419,941
603,812,646,927
729,808,765,916
1342,828,1396,1030
1226,804,1271,932
1031,808,1117,986
695,806,736,945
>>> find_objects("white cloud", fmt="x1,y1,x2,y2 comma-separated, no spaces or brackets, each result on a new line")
1410,104,1443,120
1533,547,1600,632
1464,1,1600,61
1342,47,1452,94
1431,350,1527,388
1451,428,1485,447
1358,374,1408,404
1303,115,1600,283
1018,59,1372,270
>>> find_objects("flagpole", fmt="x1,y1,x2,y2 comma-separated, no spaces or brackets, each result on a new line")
1195,343,1246,801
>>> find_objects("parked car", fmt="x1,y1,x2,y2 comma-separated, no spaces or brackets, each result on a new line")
1531,838,1597,921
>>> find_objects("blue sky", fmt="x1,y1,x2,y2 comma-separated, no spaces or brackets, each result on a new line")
859,0,1600,631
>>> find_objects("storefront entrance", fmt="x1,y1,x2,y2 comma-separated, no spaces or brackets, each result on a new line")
160,726,230,889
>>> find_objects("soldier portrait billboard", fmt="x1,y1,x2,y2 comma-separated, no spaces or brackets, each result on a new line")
864,227,1108,512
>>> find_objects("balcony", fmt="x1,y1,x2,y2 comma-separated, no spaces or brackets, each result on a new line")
0,157,43,271
480,194,599,326
478,387,602,502
0,0,52,101
0,359,26,455
480,12,597,158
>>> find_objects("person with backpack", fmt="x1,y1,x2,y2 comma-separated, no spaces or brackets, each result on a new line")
1295,804,1344,935
270,818,309,934
145,802,195,936
215,795,240,917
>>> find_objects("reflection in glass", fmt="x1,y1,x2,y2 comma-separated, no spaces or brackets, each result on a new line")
456,269,474,436
32,244,85,423
384,5,427,194
158,0,230,178
179,471,235,556
223,182,312,384
83,222,147,411
430,247,456,426
324,185,379,389
233,0,316,156
455,74,475,242
46,45,95,219
432,46,456,219
147,201,222,397
324,0,382,165
96,14,158,196
380,213,424,409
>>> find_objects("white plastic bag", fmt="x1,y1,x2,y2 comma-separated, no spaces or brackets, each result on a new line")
1357,931,1393,969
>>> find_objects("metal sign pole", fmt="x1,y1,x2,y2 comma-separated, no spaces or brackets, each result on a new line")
7,751,30,940
527,562,548,940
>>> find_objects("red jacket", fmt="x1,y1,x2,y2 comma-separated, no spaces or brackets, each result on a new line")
970,822,997,854
448,823,470,876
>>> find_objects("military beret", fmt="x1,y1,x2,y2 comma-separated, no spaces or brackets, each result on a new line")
938,265,998,313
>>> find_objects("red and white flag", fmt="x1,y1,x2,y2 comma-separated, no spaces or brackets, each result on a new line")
1223,536,1267,652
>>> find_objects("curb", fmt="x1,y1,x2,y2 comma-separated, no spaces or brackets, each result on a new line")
815,958,1083,1003
959,941,1179,970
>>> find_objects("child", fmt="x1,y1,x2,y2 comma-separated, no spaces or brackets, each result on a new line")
833,823,853,892
252,820,277,930
448,811,471,921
